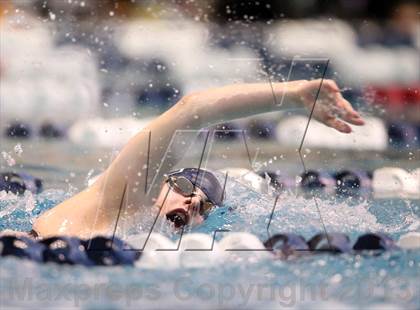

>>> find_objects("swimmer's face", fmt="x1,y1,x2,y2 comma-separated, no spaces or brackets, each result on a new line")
155,182,207,228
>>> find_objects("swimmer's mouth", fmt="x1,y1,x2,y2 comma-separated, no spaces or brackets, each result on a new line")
166,209,190,228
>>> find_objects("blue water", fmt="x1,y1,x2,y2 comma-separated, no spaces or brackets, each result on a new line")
1,175,419,309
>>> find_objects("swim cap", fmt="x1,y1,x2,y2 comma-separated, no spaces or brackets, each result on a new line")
166,168,223,206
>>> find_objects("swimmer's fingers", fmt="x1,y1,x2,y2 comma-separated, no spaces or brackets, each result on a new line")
323,79,341,92
299,79,364,133
321,80,365,126
323,115,352,133
334,94,365,126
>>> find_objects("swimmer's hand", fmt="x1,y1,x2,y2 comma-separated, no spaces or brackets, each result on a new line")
293,79,365,133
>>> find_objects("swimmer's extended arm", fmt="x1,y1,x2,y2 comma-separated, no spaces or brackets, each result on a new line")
187,79,364,133
33,79,364,238
100,79,364,205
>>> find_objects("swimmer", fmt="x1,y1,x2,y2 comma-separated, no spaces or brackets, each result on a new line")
2,79,365,239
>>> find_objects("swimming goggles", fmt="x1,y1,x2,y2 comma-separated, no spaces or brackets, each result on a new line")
165,175,215,217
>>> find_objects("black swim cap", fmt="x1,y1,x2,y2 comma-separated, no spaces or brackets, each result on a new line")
166,168,223,206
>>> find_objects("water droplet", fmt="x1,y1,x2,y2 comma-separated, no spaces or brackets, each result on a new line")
49,12,56,21
1,152,15,167
329,274,342,283
14,144,23,156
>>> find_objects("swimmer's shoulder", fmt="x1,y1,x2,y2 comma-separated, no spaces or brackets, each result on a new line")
33,181,109,238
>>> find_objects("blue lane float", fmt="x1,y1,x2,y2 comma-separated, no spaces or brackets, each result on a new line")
0,232,406,268
1,167,417,198
257,167,418,198
0,172,43,195
297,169,373,196
299,170,336,190
4,122,32,139
263,233,309,259
307,233,352,254
39,122,65,139
3,117,418,151
387,122,419,149
3,123,65,139
83,236,140,266
42,236,94,266
353,233,400,252
0,236,44,262
0,235,139,266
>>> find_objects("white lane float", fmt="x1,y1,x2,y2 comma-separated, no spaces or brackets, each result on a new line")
373,167,420,199
117,20,260,88
276,116,387,151
218,232,271,262
397,232,420,250
411,168,420,190
178,233,223,268
219,168,270,194
126,233,179,269
68,117,154,148
1,14,100,130
267,20,419,86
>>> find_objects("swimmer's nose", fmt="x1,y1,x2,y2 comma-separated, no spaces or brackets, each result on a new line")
184,195,202,214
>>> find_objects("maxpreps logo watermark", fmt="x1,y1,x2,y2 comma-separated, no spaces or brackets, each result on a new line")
3,277,160,307
2,276,414,307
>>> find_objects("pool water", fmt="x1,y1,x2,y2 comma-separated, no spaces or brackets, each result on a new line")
1,171,419,309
